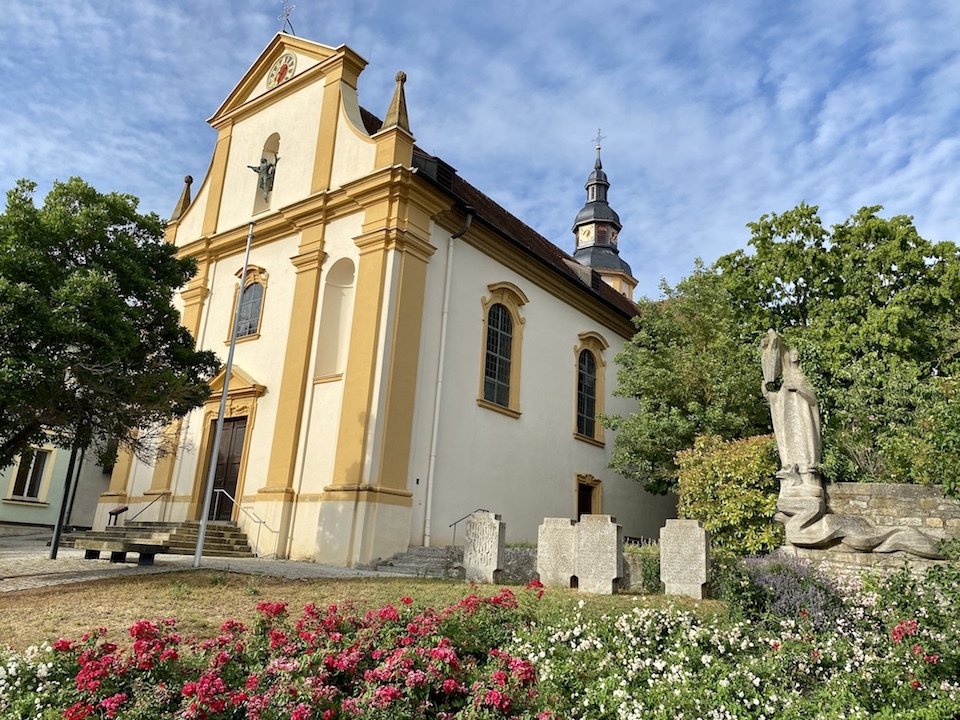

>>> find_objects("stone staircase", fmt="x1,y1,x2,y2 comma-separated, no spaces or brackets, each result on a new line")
70,521,255,558
376,546,465,579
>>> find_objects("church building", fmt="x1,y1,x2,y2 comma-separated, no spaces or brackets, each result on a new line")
94,33,675,566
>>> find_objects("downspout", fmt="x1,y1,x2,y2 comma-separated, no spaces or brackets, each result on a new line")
423,206,474,547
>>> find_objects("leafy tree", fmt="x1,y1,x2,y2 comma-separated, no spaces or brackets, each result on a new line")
0,178,220,468
606,203,960,497
601,262,771,494
718,204,960,489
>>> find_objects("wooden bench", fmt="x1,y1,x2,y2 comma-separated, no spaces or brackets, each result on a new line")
74,539,168,566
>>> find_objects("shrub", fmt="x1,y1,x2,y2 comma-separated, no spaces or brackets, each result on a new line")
623,542,661,594
676,434,783,556
718,554,845,630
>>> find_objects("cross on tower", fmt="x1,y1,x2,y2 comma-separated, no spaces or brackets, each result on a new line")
279,0,296,34
593,128,606,149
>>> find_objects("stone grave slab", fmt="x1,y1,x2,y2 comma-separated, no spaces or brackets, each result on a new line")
463,511,505,583
537,517,577,588
576,514,623,594
660,519,709,599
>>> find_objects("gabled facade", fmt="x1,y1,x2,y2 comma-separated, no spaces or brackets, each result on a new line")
95,33,675,566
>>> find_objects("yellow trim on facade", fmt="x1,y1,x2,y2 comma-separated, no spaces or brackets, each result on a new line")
202,125,233,237
263,226,327,492
148,420,182,494
224,265,269,344
190,367,265,520
461,221,636,339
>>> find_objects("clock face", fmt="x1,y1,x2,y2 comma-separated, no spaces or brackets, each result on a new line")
267,53,297,89
579,225,595,243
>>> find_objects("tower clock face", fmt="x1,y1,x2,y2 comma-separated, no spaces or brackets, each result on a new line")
267,53,297,89
578,225,595,244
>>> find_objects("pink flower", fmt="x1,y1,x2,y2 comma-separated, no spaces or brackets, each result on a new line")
400,596,413,605
378,605,399,622
53,638,74,652
892,619,919,643
99,693,128,718
291,703,312,720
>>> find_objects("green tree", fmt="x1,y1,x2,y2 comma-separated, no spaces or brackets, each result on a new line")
718,204,960,489
601,262,770,495
0,178,220,468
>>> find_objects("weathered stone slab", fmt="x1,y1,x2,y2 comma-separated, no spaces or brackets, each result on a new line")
576,515,622,594
463,511,505,584
537,518,576,588
660,519,709,599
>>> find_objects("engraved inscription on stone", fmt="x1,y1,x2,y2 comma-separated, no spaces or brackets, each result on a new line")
537,517,577,588
463,511,505,584
660,519,709,599
576,514,623,595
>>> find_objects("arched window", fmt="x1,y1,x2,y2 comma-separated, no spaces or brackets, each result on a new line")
236,282,263,338
484,303,513,407
229,266,268,342
577,349,597,437
573,331,608,444
477,282,528,417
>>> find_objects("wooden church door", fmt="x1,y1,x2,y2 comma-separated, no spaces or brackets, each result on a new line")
208,417,247,521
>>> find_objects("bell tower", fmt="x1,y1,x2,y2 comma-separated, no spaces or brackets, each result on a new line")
571,131,637,299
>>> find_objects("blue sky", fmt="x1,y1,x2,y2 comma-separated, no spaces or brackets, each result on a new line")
2,1,959,298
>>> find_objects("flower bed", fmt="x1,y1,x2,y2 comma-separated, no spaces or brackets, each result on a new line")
3,557,960,719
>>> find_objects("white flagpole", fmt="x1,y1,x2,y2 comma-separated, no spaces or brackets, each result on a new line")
194,221,255,567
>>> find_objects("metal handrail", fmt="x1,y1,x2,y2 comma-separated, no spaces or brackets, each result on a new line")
212,488,279,558
448,508,490,547
127,493,166,523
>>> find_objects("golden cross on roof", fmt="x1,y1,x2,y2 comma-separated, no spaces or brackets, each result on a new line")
594,128,606,150
279,0,296,34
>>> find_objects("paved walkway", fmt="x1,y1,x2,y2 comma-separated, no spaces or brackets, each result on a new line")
0,530,403,593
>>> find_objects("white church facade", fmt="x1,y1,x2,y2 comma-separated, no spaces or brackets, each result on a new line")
94,33,675,566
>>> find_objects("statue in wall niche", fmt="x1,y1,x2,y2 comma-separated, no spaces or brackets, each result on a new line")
248,156,279,202
760,329,943,559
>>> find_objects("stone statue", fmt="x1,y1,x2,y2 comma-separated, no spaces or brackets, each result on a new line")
248,156,279,202
760,329,821,492
760,329,943,559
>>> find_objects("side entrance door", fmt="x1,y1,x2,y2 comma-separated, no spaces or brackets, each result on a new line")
207,417,247,521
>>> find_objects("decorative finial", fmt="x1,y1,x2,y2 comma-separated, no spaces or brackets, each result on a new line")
593,128,605,168
170,175,194,222
278,0,296,35
383,70,410,133
594,128,605,150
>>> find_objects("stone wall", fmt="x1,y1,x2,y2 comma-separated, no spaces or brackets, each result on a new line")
784,482,960,577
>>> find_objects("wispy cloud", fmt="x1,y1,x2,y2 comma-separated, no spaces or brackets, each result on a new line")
2,0,959,297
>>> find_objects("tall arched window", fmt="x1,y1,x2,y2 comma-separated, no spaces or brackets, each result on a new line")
484,303,513,407
573,331,608,444
577,349,597,437
229,266,268,342
477,282,528,417
236,282,264,337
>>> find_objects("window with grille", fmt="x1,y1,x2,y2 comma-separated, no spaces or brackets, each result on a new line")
483,303,513,407
236,281,264,338
577,350,597,437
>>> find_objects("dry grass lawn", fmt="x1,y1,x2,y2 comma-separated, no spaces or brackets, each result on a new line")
0,570,715,653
